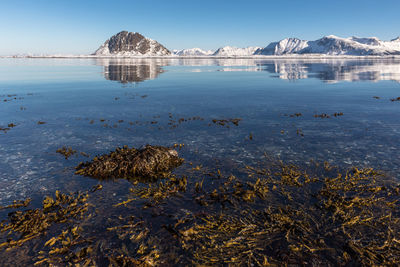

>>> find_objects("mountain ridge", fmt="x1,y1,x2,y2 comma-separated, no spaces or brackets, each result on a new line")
91,32,400,57
255,35,400,56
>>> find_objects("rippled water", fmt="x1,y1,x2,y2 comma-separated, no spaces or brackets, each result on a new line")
0,58,399,204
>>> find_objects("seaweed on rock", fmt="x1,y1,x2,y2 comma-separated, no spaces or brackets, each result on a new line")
75,145,184,181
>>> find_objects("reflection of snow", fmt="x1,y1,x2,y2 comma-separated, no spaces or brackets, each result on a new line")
214,59,400,82
266,59,400,82
94,58,400,83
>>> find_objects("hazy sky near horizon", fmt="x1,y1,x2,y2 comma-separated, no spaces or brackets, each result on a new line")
1,0,399,55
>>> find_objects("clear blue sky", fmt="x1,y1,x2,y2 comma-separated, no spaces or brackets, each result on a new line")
1,0,399,55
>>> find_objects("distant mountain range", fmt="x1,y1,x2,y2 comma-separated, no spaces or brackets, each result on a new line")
172,48,214,56
254,35,400,56
93,31,400,57
24,31,383,58
4,31,400,58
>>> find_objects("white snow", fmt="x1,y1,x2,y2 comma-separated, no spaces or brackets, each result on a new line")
172,48,214,56
256,35,400,56
212,46,261,57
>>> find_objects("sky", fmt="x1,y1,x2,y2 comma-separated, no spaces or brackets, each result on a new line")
1,0,399,55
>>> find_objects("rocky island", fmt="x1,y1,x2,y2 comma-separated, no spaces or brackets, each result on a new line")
93,31,171,56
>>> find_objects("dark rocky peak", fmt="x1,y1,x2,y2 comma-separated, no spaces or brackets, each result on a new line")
94,31,171,56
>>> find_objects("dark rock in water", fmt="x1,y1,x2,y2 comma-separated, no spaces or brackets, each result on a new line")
75,145,183,180
93,31,171,56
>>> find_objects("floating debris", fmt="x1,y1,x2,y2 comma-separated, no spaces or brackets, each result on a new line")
0,127,10,133
56,146,77,159
314,112,344,118
314,113,330,119
249,133,253,140
290,113,303,117
333,112,344,117
296,129,304,136
0,94,24,103
37,121,46,125
173,143,185,150
168,115,204,129
75,145,184,180
0,122,19,133
80,151,90,158
211,118,242,128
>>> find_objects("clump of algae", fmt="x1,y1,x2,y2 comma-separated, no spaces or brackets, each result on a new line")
129,175,188,205
0,190,89,251
56,146,77,159
75,145,184,181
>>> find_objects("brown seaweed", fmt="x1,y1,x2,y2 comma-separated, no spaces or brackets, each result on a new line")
211,118,242,127
75,145,184,180
56,146,77,159
1,151,399,266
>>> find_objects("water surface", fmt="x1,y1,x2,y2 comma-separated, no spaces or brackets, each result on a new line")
0,57,399,203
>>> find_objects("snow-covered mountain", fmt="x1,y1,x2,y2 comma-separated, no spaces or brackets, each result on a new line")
254,38,308,55
212,46,261,56
89,32,400,57
93,31,170,56
255,35,400,56
171,46,260,57
172,48,214,56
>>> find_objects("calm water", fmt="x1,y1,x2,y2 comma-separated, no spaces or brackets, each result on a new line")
0,58,399,204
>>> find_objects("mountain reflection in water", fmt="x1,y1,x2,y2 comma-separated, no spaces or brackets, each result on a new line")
97,58,400,83
96,58,168,84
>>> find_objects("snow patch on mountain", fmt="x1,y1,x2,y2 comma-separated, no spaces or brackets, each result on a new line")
254,38,308,55
172,48,214,56
213,46,261,56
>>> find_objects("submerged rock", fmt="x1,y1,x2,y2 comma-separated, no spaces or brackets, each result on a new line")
75,145,183,180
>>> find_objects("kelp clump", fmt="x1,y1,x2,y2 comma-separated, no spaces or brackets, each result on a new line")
75,145,184,180
56,146,77,159
211,118,242,127
0,191,89,250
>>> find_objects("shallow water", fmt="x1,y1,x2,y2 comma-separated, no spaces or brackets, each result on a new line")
0,57,399,204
